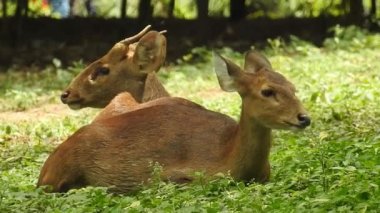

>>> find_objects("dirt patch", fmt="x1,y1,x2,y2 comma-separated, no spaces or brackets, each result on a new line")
0,92,229,123
197,88,225,99
0,104,76,122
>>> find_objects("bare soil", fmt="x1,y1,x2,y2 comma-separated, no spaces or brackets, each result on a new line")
0,104,76,122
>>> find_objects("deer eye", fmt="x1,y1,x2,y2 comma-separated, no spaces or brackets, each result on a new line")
90,67,110,80
261,89,275,97
96,67,110,75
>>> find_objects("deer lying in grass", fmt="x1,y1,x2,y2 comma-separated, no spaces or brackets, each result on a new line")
60,25,169,112
38,51,311,194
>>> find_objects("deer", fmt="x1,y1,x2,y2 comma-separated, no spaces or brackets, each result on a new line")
37,51,311,194
60,25,169,112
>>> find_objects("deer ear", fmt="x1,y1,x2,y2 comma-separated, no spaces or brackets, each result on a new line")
107,43,128,63
134,31,167,73
213,52,245,92
244,50,272,73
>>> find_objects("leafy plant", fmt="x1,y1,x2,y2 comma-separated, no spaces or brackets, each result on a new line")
324,25,380,51
0,26,379,212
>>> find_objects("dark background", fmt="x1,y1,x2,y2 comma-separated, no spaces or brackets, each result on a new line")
0,0,378,68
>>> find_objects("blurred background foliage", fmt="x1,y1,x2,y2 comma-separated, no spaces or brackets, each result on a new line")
1,0,378,20
0,0,378,68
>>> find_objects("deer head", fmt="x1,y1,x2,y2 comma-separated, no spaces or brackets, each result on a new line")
60,25,167,109
214,51,310,130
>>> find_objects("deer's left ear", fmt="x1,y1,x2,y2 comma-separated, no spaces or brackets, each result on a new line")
213,52,246,93
133,31,167,73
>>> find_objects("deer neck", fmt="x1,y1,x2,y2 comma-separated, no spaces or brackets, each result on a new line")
141,73,170,102
123,76,146,103
229,103,272,182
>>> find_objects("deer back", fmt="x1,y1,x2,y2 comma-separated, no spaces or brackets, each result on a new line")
38,98,237,193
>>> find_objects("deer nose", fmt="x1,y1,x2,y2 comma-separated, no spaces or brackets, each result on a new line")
297,114,311,128
60,91,70,103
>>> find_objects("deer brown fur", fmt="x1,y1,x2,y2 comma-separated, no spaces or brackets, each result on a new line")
92,91,201,122
60,25,169,110
38,51,311,194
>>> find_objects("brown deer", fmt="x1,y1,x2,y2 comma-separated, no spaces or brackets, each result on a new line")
38,51,311,194
60,25,169,110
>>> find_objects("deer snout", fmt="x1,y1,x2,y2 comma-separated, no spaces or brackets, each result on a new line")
61,91,71,104
297,114,311,128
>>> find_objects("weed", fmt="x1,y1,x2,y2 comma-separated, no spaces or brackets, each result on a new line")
0,26,379,212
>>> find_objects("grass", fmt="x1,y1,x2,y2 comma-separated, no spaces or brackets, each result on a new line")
0,26,379,212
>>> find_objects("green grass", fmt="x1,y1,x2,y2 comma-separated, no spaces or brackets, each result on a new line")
0,26,379,212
